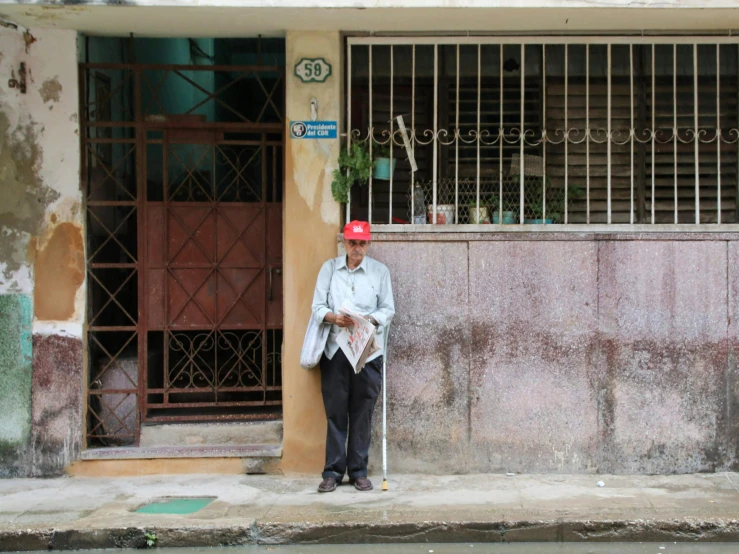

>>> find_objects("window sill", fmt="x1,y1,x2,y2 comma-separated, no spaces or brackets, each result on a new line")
367,223,739,241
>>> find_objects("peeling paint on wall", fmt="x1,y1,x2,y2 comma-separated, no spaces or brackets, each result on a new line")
0,26,84,477
285,31,341,228
33,222,84,322
0,110,61,281
39,77,63,104
290,139,340,226
30,333,83,476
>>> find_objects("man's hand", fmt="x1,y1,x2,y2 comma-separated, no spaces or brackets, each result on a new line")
328,313,353,328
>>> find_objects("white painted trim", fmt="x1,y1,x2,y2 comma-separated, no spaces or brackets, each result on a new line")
348,36,739,45
33,321,84,339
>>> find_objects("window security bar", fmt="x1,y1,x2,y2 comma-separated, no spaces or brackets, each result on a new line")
345,37,739,227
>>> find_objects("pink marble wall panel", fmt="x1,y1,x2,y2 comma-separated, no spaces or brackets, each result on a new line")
369,242,471,473
467,241,600,472
721,242,739,470
597,241,728,473
367,236,736,474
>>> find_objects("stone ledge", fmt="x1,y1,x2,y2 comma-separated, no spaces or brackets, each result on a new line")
80,444,282,461
371,231,739,242
370,223,739,238
3,519,739,551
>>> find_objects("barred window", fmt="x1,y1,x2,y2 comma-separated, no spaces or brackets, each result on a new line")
345,38,739,227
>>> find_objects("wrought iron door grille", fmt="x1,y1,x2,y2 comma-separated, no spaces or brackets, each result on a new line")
82,61,284,446
143,137,283,422
145,329,282,419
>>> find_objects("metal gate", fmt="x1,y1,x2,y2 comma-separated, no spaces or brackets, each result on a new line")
346,37,739,226
82,61,284,446
143,130,283,422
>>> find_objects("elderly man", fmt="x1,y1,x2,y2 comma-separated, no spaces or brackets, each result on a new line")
311,220,395,493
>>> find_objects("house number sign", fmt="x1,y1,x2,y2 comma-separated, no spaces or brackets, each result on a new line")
294,58,332,83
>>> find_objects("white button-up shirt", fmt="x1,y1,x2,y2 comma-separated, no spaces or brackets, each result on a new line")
312,255,395,363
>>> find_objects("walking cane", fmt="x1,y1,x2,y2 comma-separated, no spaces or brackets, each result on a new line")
381,324,390,491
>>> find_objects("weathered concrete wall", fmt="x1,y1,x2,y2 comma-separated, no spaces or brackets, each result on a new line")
30,334,84,474
728,243,739,468
369,235,739,474
0,27,83,476
281,31,343,474
0,295,32,477
597,241,729,473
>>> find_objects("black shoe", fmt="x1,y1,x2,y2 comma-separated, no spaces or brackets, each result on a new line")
351,476,373,491
318,477,339,493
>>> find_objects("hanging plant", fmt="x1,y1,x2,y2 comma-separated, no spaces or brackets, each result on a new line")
331,142,375,204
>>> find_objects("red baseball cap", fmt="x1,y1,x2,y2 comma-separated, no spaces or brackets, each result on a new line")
343,220,372,241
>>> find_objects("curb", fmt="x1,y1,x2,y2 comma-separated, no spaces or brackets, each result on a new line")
2,519,739,550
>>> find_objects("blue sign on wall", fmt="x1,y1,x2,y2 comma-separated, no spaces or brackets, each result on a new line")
290,121,338,139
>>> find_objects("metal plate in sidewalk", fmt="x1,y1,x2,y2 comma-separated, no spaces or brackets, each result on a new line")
136,497,214,515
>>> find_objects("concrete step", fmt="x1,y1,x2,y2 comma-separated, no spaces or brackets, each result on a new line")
139,420,282,447
80,444,282,474
81,444,282,460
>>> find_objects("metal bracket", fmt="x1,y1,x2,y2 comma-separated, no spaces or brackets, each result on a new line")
8,62,27,94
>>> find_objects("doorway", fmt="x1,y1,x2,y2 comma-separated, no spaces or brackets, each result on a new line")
81,37,285,447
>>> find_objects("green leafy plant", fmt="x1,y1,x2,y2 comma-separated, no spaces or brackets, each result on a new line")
546,182,584,223
468,194,506,213
144,532,158,548
374,142,391,159
331,142,375,203
519,176,584,223
465,195,500,223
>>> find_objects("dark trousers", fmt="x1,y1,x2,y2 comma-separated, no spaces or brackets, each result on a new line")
320,349,383,480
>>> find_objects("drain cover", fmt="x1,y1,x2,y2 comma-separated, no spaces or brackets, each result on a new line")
136,497,214,515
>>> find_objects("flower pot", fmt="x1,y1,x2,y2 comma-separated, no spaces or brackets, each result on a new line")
492,211,516,224
427,204,455,224
373,157,397,180
469,206,490,224
524,218,554,224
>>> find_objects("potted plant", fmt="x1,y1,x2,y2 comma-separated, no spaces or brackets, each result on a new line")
372,142,397,181
331,142,375,203
489,193,516,224
468,196,493,224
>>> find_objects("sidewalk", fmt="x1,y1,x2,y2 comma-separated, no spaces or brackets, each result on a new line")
1,473,739,550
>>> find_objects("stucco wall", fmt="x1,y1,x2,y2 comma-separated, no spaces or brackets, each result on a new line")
368,234,739,474
0,295,32,476
281,31,343,474
0,27,83,477
7,2,739,39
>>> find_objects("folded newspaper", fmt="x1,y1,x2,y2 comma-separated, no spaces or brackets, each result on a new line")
337,305,381,373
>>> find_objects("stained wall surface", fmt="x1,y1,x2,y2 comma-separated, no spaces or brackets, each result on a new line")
0,27,83,476
281,31,343,475
369,235,739,474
